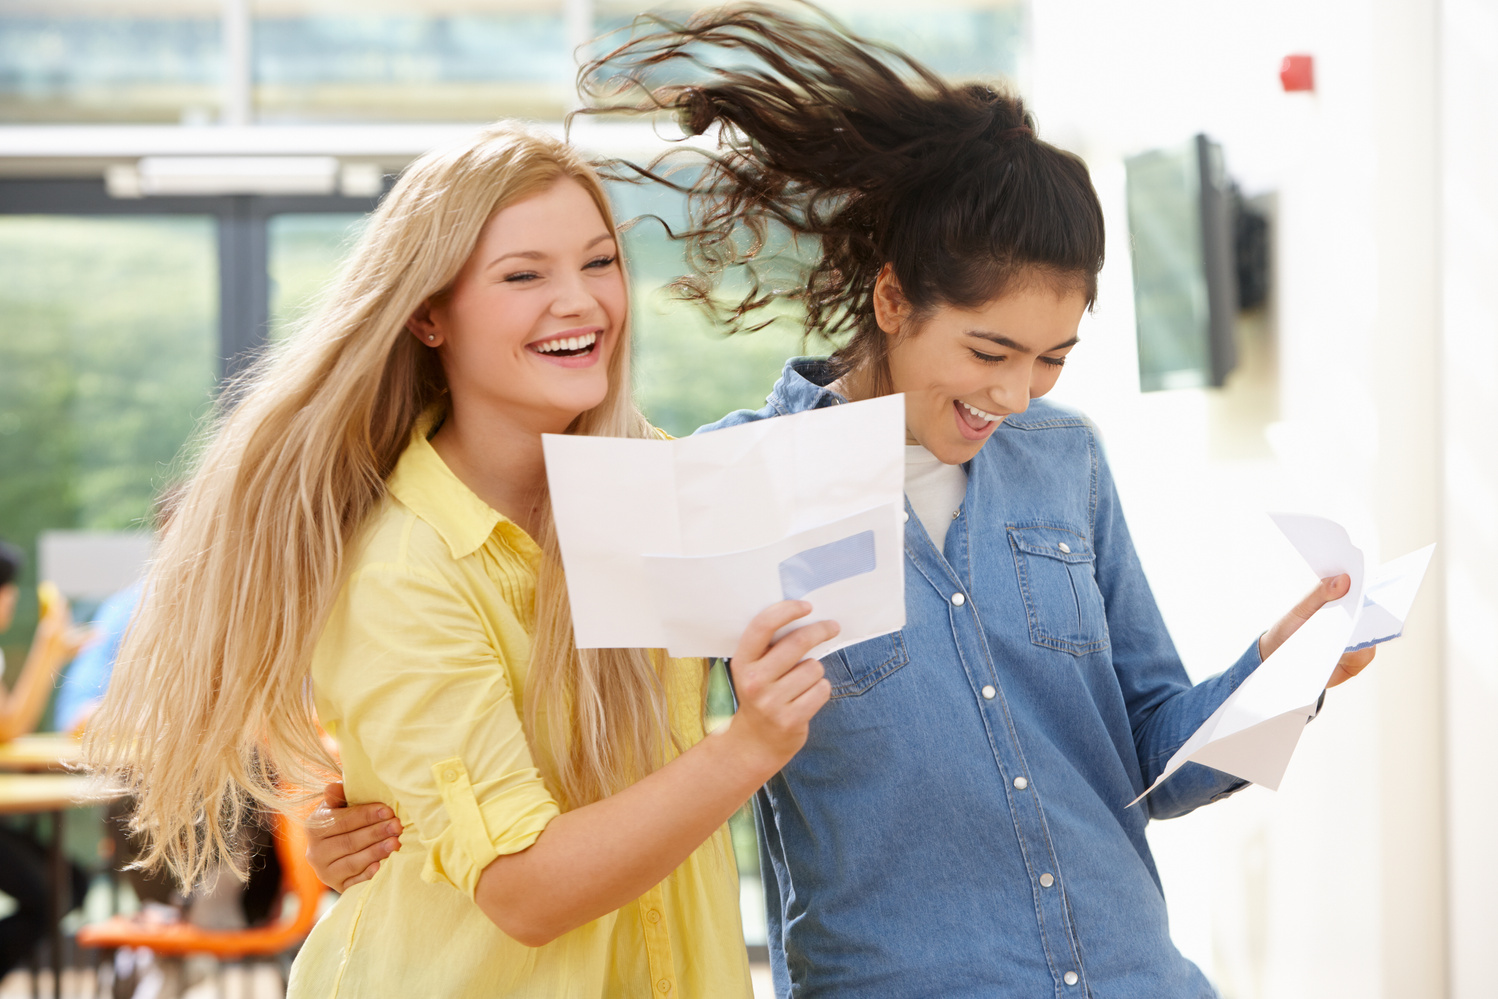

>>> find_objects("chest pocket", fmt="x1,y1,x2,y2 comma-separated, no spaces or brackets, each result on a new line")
821,631,910,698
1008,524,1110,656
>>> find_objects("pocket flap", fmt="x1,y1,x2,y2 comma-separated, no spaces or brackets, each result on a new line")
1008,525,1095,562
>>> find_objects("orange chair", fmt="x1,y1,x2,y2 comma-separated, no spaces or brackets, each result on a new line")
77,811,326,989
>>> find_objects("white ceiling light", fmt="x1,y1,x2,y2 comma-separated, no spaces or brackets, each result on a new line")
130,155,341,196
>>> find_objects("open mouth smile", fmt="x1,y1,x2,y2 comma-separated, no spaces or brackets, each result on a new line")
528,330,599,358
954,399,1004,441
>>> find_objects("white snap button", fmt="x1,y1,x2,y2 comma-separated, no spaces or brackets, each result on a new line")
1064,971,1079,986
1058,542,1071,553
951,592,965,606
981,685,996,700
1040,873,1055,888
1013,776,1028,790
901,510,910,523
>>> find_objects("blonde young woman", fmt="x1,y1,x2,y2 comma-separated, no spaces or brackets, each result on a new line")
87,124,836,997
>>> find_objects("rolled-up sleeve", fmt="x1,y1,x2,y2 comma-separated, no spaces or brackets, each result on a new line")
316,562,561,899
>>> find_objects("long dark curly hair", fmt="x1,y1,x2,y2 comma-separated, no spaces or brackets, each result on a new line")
577,2,1106,390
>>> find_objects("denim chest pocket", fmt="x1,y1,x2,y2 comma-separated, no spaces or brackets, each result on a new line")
821,631,910,698
1008,525,1110,656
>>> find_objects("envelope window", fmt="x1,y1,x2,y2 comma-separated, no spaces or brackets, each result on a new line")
778,530,878,601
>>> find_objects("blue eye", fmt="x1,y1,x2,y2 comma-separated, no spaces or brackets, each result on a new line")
586,255,618,269
503,271,539,283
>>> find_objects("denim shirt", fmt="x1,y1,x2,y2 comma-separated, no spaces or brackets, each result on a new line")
700,359,1261,999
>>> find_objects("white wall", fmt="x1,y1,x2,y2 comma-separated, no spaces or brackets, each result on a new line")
1027,0,1488,995
1440,2,1498,996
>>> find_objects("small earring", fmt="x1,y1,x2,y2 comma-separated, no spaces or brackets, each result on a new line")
426,334,436,342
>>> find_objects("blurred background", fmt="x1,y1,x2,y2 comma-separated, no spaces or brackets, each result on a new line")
0,0,1492,997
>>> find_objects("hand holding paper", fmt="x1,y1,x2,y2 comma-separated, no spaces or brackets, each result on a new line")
1130,515,1435,805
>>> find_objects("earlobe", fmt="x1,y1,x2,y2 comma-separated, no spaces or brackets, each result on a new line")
407,302,442,347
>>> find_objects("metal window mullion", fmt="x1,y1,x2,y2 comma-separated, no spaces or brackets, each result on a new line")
217,196,268,378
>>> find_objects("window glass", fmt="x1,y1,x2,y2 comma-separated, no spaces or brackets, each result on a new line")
268,212,369,338
0,215,217,669
0,0,224,124
593,0,1025,81
253,0,573,122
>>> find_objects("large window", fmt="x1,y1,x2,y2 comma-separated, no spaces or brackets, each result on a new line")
0,0,1028,963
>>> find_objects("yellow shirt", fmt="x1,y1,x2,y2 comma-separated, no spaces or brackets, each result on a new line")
287,417,751,999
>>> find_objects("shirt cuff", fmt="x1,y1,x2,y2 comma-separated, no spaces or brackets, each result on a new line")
421,757,561,898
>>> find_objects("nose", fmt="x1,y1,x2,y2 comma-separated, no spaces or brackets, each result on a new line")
986,367,1031,416
549,270,596,319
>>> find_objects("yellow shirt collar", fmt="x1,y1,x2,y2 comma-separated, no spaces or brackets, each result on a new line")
386,407,526,561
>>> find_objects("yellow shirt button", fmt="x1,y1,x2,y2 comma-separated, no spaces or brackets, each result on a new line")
442,768,458,782
657,980,672,993
646,909,661,924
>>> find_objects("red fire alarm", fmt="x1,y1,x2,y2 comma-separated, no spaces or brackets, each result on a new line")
1280,54,1314,92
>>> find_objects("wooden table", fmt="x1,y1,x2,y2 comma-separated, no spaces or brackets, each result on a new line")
0,773,122,999
0,733,85,773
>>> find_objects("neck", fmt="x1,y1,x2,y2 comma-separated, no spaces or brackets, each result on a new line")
430,395,562,539
832,362,918,445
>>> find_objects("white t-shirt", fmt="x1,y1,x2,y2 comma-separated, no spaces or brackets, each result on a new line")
905,444,968,552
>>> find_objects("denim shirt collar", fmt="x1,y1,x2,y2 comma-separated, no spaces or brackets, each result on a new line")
765,357,846,416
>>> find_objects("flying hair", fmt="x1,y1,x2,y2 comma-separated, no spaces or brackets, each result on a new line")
577,1,1106,389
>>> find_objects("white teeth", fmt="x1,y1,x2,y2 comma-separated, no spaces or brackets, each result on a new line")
960,400,1000,423
533,332,598,353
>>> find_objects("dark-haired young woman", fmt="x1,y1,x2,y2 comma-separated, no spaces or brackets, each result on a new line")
306,7,1376,997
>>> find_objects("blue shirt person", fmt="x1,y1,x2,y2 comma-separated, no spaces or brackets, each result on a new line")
705,359,1266,997
54,582,141,733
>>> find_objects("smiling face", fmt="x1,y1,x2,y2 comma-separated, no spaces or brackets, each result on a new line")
410,177,627,434
873,267,1089,464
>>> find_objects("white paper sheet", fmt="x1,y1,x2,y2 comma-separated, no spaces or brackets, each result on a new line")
1130,515,1436,805
543,394,906,659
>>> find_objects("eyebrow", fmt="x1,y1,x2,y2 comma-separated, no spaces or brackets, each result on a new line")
966,330,1081,354
486,233,615,269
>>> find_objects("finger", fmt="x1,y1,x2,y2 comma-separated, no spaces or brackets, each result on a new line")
322,781,348,809
788,675,833,716
754,621,842,681
733,601,814,663
316,802,398,842
1326,646,1377,688
768,657,828,703
1289,574,1350,625
1261,575,1352,660
330,836,401,889
338,860,383,893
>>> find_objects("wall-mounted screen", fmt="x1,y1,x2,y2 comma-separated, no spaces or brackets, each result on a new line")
1125,134,1240,391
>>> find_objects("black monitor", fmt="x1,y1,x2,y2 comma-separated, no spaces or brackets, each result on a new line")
1124,133,1243,391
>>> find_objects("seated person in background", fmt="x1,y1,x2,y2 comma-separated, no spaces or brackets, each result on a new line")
0,538,89,981
0,539,86,742
53,581,140,736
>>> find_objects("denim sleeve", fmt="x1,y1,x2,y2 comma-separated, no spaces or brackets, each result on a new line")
1091,443,1261,820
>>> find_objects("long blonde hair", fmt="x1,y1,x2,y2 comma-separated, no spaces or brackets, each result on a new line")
88,123,677,888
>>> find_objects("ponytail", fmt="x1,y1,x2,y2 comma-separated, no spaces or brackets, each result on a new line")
579,2,1105,379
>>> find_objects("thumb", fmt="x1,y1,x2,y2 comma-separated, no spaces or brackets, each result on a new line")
1260,574,1351,661
322,781,348,809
